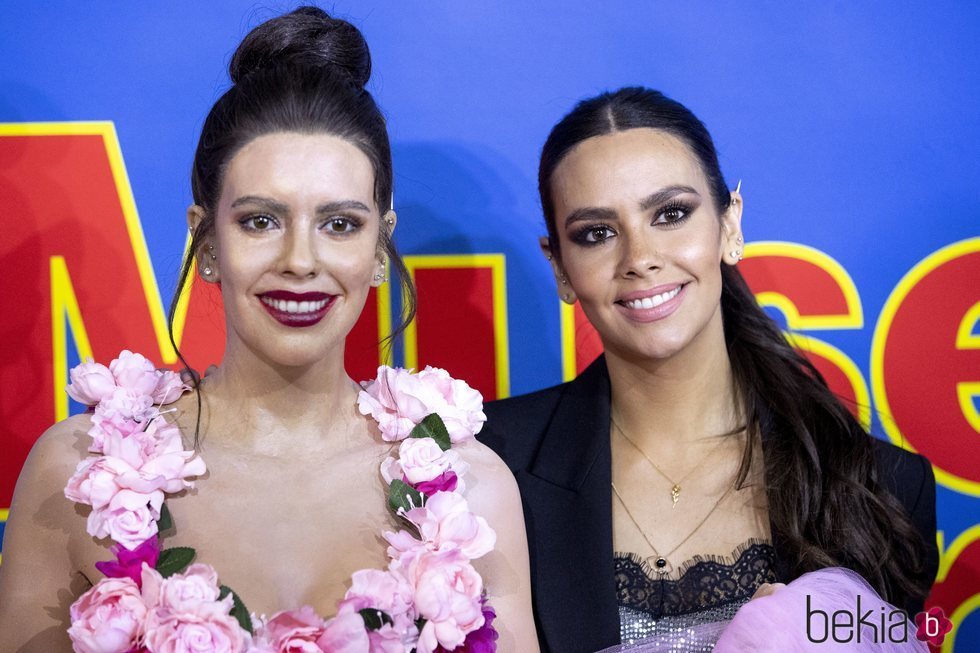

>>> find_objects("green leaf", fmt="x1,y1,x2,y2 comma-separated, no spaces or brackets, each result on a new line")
388,479,423,514
409,413,451,451
156,546,196,577
158,503,174,532
359,607,393,631
221,584,254,634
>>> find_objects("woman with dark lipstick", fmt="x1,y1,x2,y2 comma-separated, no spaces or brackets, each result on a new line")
480,87,937,652
0,8,537,651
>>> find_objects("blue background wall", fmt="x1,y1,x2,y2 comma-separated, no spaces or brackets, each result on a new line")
2,2,978,649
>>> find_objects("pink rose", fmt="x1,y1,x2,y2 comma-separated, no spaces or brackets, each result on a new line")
404,492,496,559
143,563,223,615
316,609,370,653
87,490,162,550
152,370,188,404
89,388,154,453
66,456,130,510
255,606,328,653
358,368,430,441
357,367,486,443
435,600,497,653
110,350,160,396
143,610,246,653
397,438,469,487
68,576,147,653
416,368,486,443
141,564,245,653
67,361,117,406
396,550,484,653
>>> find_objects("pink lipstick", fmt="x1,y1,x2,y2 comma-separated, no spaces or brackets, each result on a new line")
258,290,335,327
615,283,687,323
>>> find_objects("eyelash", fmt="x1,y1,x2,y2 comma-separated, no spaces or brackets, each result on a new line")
238,214,279,232
237,214,364,234
654,201,693,229
570,201,695,246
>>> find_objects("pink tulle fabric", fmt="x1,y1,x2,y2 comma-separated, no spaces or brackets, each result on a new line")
598,568,927,652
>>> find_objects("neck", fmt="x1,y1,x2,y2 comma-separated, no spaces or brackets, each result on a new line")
197,335,362,453
605,310,741,452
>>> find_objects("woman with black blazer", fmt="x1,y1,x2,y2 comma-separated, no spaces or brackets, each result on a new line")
479,87,938,653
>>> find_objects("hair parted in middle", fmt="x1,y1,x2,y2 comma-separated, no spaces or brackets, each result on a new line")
537,86,932,610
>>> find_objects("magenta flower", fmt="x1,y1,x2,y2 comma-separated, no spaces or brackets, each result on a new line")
95,537,161,587
414,471,458,495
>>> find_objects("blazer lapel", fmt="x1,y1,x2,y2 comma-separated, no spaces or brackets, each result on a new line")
518,358,621,653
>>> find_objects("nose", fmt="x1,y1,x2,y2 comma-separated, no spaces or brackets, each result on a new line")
616,229,662,278
279,222,318,278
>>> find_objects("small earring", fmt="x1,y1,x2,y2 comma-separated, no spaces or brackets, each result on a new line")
563,293,572,302
560,275,568,285
736,236,743,245
385,216,395,226
203,266,213,276
731,250,742,261
208,244,217,261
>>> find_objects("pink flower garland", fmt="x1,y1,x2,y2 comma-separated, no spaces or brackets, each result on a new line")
64,354,498,653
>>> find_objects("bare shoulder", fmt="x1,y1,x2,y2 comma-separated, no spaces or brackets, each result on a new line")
17,414,92,489
0,414,93,651
3,413,93,541
452,436,523,523
454,436,518,491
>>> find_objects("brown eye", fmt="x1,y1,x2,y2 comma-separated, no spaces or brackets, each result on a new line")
325,217,357,234
652,203,693,228
586,226,614,242
239,214,278,231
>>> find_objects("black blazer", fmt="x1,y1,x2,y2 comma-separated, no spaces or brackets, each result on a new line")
480,356,939,653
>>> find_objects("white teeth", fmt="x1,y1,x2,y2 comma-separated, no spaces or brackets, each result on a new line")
261,296,330,314
624,286,682,310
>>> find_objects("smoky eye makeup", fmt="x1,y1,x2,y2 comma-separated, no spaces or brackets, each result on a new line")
651,199,698,229
570,222,617,246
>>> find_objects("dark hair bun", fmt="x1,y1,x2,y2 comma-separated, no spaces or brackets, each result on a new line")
230,6,371,88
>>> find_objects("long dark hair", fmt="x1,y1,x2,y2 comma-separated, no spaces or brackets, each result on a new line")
538,87,931,605
166,7,417,436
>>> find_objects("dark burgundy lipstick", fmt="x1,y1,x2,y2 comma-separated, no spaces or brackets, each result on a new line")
258,290,335,328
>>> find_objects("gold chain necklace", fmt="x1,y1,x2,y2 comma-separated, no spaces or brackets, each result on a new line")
611,480,734,577
611,418,744,508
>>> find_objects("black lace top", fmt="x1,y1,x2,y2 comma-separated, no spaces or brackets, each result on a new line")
615,539,776,619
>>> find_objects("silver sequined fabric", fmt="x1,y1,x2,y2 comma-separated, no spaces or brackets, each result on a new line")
617,599,748,651
612,541,776,652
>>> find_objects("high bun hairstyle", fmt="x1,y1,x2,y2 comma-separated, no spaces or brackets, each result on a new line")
169,6,415,362
538,87,933,611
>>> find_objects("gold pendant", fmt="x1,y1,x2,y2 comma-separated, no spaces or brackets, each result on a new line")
670,484,681,507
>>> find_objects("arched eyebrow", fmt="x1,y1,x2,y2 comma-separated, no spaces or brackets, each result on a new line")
639,185,699,211
230,196,371,214
563,184,700,228
563,206,617,229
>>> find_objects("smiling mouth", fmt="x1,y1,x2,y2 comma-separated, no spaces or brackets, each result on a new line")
617,285,684,310
258,291,335,327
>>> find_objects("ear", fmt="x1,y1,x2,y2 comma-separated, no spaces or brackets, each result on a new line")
539,236,577,304
187,205,219,282
720,188,744,266
382,209,397,236
371,210,397,287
